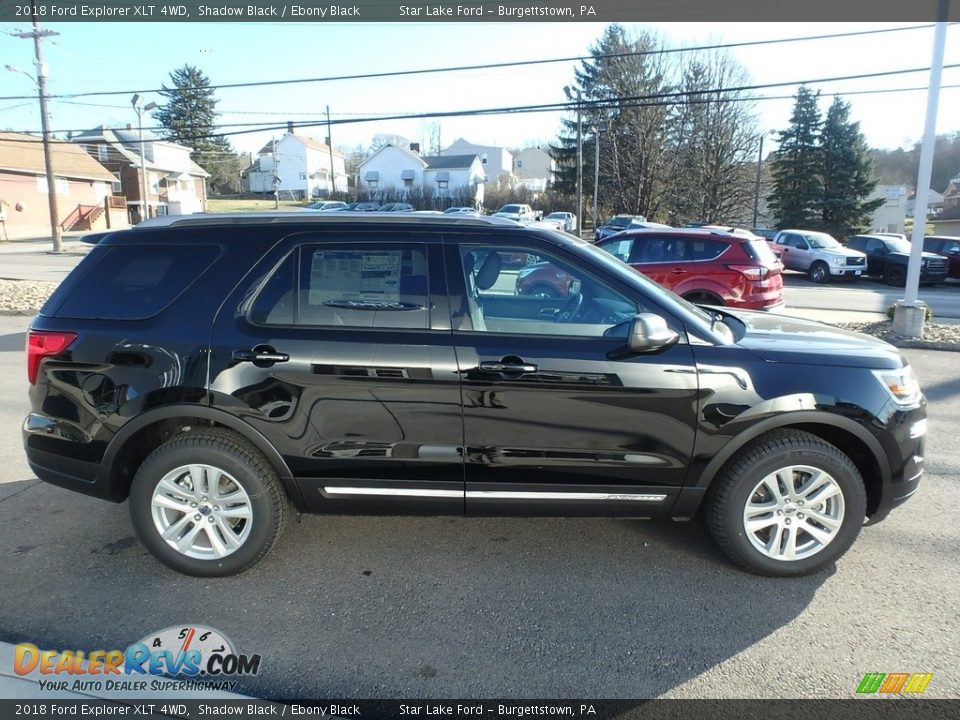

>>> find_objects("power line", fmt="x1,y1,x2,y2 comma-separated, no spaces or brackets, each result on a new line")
9,62,960,140
0,22,947,102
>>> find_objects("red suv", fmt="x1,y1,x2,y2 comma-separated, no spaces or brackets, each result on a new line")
515,229,785,310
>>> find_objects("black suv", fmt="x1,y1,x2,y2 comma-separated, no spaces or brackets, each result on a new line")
24,214,926,577
845,234,949,285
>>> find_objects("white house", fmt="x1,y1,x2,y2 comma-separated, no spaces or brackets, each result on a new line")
357,144,485,207
357,144,427,194
513,147,555,191
869,185,908,233
441,138,513,189
906,188,945,218
247,130,348,199
422,154,486,207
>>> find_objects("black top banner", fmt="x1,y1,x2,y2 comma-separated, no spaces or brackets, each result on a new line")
3,0,960,22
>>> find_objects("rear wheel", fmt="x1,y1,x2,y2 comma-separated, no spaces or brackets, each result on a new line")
129,429,288,577
885,266,907,286
706,430,866,577
808,261,830,284
682,291,724,306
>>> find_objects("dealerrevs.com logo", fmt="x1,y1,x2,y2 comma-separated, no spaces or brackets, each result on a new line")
13,625,260,693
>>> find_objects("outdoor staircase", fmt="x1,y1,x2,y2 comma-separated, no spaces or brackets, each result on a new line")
60,203,105,232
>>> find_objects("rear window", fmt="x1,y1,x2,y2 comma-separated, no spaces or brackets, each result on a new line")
742,239,779,265
50,245,220,320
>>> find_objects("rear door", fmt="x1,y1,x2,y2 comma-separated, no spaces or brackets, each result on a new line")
208,230,464,515
446,233,699,517
628,234,689,291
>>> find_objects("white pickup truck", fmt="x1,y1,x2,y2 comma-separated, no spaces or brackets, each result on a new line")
769,229,867,283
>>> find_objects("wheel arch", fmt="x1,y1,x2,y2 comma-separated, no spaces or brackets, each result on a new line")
690,411,889,518
100,404,304,510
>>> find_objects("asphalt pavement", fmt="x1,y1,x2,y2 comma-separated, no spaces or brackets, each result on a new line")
0,312,957,699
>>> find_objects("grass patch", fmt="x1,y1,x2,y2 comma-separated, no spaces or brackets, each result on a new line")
206,197,305,213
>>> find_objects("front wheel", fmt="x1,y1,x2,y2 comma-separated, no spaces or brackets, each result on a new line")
706,430,866,577
808,261,830,284
885,266,907,286
129,429,288,577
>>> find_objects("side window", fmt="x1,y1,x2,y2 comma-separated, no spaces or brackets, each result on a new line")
52,245,220,320
792,235,809,249
690,239,727,260
635,236,686,263
597,238,634,263
846,237,864,251
251,244,429,329
866,239,885,254
458,244,639,338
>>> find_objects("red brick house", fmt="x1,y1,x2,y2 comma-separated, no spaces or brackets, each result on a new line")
0,132,128,240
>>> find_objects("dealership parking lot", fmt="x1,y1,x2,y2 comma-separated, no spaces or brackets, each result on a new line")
0,312,957,698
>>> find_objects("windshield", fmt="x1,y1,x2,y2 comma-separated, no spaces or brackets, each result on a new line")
608,216,632,228
884,237,913,254
803,232,841,249
545,213,564,220
499,205,521,213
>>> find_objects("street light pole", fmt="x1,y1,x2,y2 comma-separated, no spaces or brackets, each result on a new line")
12,19,61,252
592,121,607,232
131,95,157,223
576,89,583,237
752,134,765,228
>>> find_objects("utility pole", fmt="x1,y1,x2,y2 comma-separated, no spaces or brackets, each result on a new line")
752,134,765,228
591,120,606,232
326,105,336,198
576,89,583,237
272,138,280,209
13,17,61,253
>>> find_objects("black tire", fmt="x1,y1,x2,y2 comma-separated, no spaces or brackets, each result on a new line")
705,430,866,577
527,284,560,299
885,265,907,286
808,261,830,284
129,429,288,577
682,291,724,306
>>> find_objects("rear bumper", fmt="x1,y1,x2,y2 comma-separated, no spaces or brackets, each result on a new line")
25,447,117,501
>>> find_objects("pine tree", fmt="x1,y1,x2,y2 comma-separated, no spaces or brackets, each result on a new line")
551,25,674,219
768,87,823,229
153,65,238,193
820,97,883,237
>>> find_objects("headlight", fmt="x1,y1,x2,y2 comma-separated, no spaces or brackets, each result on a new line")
517,267,536,279
832,256,845,265
872,366,922,405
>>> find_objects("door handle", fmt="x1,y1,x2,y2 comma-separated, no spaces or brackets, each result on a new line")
670,268,687,274
479,360,538,374
232,346,290,365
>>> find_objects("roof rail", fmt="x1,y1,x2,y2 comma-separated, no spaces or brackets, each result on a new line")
133,211,523,230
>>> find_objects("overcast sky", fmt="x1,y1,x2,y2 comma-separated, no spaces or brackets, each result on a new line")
1,21,958,159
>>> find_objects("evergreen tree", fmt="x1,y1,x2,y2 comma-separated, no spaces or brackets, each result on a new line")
820,97,883,237
153,65,238,193
551,24,673,219
768,87,823,229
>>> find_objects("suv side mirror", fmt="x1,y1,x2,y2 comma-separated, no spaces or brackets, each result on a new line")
626,313,680,354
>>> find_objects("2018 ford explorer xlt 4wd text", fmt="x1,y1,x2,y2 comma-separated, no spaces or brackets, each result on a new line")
24,213,926,577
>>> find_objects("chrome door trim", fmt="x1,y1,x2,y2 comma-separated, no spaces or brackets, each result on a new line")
322,487,668,502
322,486,463,498
466,490,667,502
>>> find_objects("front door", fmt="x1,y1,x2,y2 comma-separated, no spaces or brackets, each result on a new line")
446,235,700,517
208,232,464,515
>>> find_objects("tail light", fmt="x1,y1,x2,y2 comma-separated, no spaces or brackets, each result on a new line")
26,331,77,384
726,264,769,280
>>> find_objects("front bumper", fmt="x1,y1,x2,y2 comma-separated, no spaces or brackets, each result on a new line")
865,403,926,524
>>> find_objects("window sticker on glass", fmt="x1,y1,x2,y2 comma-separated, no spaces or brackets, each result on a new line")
308,251,403,307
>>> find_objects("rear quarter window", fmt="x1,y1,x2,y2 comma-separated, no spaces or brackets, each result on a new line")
46,245,221,320
742,239,779,265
